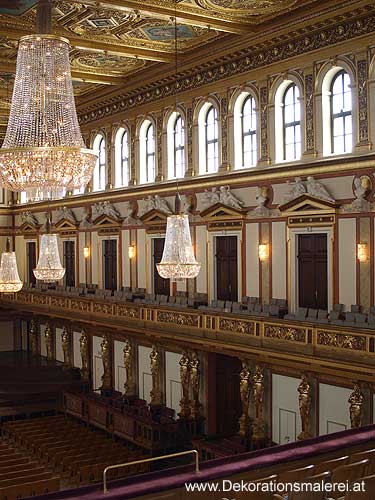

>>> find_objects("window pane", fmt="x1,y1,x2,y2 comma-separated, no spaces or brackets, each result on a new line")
333,117,343,137
334,135,344,154
345,115,352,134
343,90,352,112
344,133,352,153
332,94,343,114
284,104,294,124
285,126,294,145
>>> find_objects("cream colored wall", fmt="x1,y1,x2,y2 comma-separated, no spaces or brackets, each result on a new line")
137,229,147,290
165,351,181,417
272,374,301,445
245,223,259,298
122,229,131,288
338,218,357,310
138,345,152,403
195,225,207,294
319,383,351,435
272,221,287,300
91,231,99,285
78,232,86,285
114,339,127,394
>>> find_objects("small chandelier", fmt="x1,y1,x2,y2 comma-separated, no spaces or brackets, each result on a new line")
157,193,200,280
0,1,96,201
0,238,23,293
34,217,65,282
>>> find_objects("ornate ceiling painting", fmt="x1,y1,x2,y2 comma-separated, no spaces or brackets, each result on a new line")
0,0,369,139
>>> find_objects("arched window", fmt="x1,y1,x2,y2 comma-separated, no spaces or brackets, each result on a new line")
241,95,257,167
167,112,185,179
115,128,129,188
93,134,106,192
330,70,352,154
283,83,301,161
145,124,155,183
198,103,219,174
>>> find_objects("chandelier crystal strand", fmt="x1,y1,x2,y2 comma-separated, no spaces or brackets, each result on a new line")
0,238,23,293
0,34,96,200
33,218,65,282
156,194,200,280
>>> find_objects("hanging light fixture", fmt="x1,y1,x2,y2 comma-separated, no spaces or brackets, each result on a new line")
157,193,200,280
0,0,96,202
33,217,65,282
155,2,200,281
0,238,23,293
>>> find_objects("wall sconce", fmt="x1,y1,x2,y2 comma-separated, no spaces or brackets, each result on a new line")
128,244,136,260
258,243,269,261
357,243,368,263
83,246,90,259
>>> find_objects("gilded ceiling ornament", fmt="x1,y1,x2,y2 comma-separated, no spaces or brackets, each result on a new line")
71,51,146,75
195,0,298,19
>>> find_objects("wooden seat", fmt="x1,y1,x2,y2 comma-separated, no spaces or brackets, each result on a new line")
344,474,375,500
330,460,369,499
313,455,349,475
277,464,315,483
287,471,331,500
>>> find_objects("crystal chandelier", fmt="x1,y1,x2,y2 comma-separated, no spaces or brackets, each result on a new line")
34,217,65,282
0,239,23,293
157,194,200,280
0,1,96,201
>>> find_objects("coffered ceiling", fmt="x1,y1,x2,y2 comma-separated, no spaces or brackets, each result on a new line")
0,0,370,135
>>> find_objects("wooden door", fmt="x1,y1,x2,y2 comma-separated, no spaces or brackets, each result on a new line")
216,354,242,437
216,236,238,301
298,234,327,309
103,240,117,291
63,241,76,287
26,241,36,285
153,238,170,295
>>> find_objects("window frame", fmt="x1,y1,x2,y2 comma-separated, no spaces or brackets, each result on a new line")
330,69,352,155
145,123,155,183
172,114,185,179
119,128,129,187
240,94,257,168
204,105,219,173
282,83,301,161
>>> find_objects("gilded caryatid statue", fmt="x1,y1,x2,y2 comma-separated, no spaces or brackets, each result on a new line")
44,323,54,362
61,326,72,368
349,382,364,429
178,351,191,419
123,338,136,397
252,364,265,440
190,351,202,419
79,330,89,383
297,374,312,440
150,345,162,406
29,319,39,357
238,360,251,438
100,334,112,391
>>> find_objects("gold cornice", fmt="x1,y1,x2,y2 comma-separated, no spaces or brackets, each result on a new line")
5,152,374,214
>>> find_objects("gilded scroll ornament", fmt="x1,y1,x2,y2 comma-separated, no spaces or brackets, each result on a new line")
100,334,112,391
157,311,199,327
349,382,364,429
61,326,72,368
79,331,90,383
264,324,306,342
44,323,54,362
179,351,191,419
123,338,136,397
238,360,251,438
150,345,162,406
317,331,366,351
218,318,254,335
297,374,312,440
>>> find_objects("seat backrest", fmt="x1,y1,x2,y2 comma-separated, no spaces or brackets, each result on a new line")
318,309,328,319
296,307,308,318
262,304,270,313
225,301,233,309
269,305,280,316
254,303,262,313
232,302,241,310
329,310,340,320
308,308,318,318
180,297,188,305
168,296,176,304
333,303,344,312
355,313,367,324
345,312,355,322
289,471,331,500
344,474,375,500
331,459,369,484
313,455,349,475
349,448,375,463
278,464,315,483
217,300,225,309
351,304,361,313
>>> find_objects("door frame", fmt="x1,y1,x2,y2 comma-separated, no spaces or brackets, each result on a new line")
99,235,119,290
208,230,242,302
288,226,333,313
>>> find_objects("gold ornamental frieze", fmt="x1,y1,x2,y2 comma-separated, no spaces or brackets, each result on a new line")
264,324,307,343
70,299,91,312
50,296,69,309
116,304,140,320
218,317,255,335
93,302,113,315
33,294,49,305
156,310,200,328
317,331,367,351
